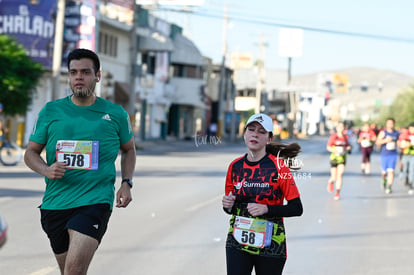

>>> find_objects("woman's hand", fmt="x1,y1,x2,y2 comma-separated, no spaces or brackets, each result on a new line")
247,203,269,217
222,192,236,211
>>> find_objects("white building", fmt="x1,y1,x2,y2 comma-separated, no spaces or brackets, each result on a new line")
167,24,207,139
19,3,207,145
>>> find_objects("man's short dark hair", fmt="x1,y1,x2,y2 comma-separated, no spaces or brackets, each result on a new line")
67,49,100,75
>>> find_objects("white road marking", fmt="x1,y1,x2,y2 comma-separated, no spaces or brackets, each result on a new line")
0,197,12,203
186,194,222,212
29,266,57,275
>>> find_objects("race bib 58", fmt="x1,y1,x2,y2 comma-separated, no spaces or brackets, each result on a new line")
232,216,273,248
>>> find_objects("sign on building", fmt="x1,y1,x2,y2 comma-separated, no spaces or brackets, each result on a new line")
62,0,97,67
230,52,253,69
0,0,56,68
333,73,349,93
0,0,97,69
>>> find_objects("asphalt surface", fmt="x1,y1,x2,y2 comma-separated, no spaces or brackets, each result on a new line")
0,135,413,275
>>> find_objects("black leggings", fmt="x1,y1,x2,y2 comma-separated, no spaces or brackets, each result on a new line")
226,246,286,275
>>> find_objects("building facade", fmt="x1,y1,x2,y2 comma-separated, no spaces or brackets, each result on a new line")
9,2,210,145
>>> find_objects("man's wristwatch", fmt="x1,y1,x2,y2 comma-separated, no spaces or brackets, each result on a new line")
121,178,133,188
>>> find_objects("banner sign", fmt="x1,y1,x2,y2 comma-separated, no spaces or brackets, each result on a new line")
0,0,96,69
62,0,96,67
0,0,56,68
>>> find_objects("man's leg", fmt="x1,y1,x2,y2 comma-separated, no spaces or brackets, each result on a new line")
64,229,98,275
387,154,398,192
55,252,67,274
40,208,72,274
380,156,387,189
387,169,394,187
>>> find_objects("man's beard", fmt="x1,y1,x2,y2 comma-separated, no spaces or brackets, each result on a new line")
72,86,94,97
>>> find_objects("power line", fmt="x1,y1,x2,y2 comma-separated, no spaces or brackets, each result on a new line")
153,7,414,44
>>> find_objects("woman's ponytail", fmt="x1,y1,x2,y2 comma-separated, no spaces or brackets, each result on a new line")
266,142,301,170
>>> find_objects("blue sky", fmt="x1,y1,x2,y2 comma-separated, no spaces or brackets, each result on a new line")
152,0,414,76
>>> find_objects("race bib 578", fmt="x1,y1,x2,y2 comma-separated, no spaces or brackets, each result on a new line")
56,140,99,170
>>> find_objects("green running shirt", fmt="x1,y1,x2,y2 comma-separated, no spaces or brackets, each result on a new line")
30,96,133,210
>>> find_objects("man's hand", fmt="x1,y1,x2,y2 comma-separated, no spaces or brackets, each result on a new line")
116,184,132,208
44,162,66,179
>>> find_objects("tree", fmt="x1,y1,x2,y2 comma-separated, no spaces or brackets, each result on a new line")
376,85,414,128
0,35,44,116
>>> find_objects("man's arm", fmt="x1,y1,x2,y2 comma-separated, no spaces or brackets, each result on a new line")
376,131,386,146
116,137,136,208
24,141,66,179
120,137,136,182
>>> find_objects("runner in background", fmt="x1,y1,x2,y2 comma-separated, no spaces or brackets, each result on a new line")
376,118,400,194
357,123,377,175
370,123,380,137
398,122,414,195
222,113,303,275
326,122,352,200
398,127,408,174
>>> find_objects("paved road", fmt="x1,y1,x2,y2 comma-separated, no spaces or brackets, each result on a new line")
0,136,413,275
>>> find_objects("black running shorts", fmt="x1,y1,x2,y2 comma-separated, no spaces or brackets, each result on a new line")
330,158,346,167
40,203,112,254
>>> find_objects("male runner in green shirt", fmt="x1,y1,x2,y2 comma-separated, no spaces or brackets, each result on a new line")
24,48,136,275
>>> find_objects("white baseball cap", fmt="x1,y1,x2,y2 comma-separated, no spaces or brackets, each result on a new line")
245,113,273,132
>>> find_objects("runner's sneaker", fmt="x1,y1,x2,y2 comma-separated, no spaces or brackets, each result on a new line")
385,187,392,194
327,181,334,193
381,179,387,190
408,185,414,195
334,191,340,200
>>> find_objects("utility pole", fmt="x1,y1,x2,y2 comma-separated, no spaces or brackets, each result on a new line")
217,3,228,138
287,57,292,85
278,28,303,139
129,3,139,137
255,33,266,114
287,56,296,138
51,0,65,100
